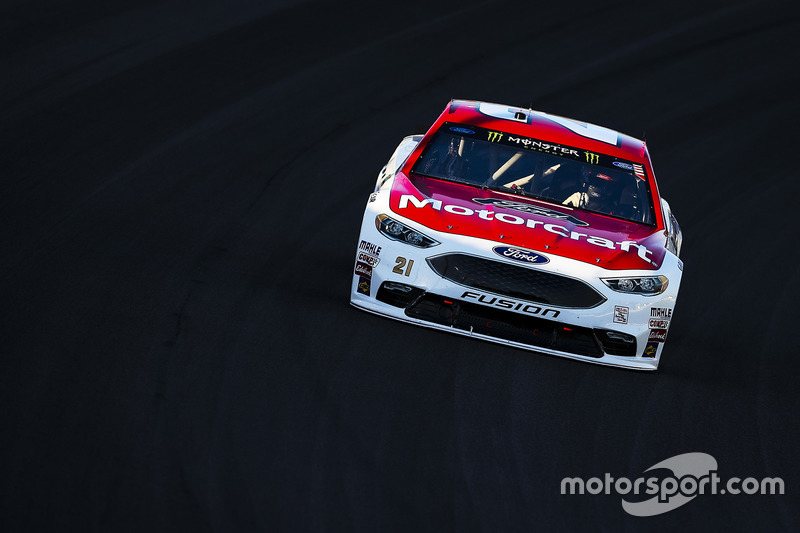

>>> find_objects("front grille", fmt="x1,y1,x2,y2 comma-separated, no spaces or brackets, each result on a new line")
426,253,606,308
405,293,603,358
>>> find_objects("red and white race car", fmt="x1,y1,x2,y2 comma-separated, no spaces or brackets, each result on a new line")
351,100,683,370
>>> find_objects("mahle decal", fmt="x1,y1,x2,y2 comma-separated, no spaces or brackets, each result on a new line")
359,240,382,256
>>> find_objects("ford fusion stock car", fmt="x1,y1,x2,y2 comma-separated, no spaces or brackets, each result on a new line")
350,100,683,370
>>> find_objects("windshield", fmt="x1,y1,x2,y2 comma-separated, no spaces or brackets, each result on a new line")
411,122,656,225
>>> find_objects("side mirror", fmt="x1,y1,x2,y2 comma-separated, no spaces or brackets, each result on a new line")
661,198,683,257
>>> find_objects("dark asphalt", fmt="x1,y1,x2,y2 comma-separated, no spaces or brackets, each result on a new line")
1,0,798,531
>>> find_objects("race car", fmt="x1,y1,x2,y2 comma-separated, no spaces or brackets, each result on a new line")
350,100,683,370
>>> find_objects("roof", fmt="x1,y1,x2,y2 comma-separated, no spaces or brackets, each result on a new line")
437,99,648,163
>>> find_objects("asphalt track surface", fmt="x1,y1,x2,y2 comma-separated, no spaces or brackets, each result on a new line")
2,0,799,531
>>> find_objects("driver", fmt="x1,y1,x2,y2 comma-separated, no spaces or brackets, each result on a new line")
563,168,616,213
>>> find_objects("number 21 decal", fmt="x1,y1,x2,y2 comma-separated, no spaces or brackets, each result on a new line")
392,257,414,276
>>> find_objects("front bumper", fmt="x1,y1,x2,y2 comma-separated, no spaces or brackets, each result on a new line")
350,201,681,371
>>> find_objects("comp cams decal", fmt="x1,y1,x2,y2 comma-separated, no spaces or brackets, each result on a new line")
357,252,379,267
397,194,656,264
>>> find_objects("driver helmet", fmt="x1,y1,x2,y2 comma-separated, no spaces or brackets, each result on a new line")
582,168,615,210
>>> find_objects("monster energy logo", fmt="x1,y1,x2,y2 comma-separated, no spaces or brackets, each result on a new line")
584,151,600,164
487,131,504,142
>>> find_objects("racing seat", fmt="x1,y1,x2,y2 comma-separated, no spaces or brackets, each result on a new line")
541,164,580,204
615,185,641,222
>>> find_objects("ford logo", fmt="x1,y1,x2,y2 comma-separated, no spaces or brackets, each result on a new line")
449,126,475,135
613,161,634,170
492,246,549,264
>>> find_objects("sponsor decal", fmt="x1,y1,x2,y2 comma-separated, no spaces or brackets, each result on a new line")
450,126,475,135
397,194,657,264
677,260,684,272
369,192,378,203
649,319,669,329
643,341,658,358
613,161,634,170
357,251,380,267
440,121,629,170
461,291,560,318
359,240,382,256
354,261,372,279
357,276,371,295
472,197,589,227
493,246,549,265
613,305,629,324
648,329,668,342
507,135,580,158
392,256,414,276
487,131,504,142
650,307,672,319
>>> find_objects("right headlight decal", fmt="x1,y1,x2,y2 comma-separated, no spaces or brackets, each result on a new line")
602,275,669,295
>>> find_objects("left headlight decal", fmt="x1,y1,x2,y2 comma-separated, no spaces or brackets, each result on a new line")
376,214,440,248
602,275,669,295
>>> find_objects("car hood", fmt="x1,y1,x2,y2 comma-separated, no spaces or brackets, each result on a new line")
389,173,666,270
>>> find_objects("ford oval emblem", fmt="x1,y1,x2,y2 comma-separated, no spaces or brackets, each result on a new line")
449,126,475,135
492,246,549,264
613,161,634,170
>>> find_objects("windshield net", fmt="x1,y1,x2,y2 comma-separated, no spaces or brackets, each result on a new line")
411,122,656,225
